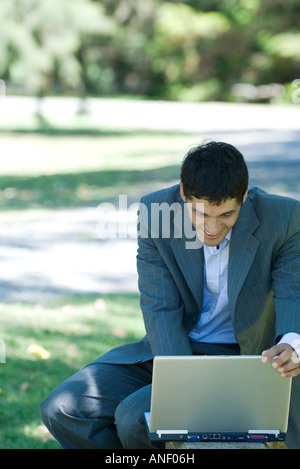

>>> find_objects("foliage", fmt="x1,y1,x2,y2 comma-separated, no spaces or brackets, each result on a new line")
0,0,115,96
1,0,300,101
0,127,193,211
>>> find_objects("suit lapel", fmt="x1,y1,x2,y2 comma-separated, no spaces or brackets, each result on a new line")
170,199,204,311
228,198,260,319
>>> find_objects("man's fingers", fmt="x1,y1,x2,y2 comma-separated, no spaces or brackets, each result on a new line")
272,346,294,368
262,343,300,377
261,344,289,364
277,361,300,378
279,368,300,378
277,351,300,377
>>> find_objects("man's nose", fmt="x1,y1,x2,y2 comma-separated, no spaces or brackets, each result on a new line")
204,219,219,234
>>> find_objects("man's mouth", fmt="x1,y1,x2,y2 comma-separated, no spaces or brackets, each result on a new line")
204,230,221,239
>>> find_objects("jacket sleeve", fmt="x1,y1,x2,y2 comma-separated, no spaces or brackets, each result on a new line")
137,200,193,357
272,202,300,339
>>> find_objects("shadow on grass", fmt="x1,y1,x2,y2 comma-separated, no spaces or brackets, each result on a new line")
0,165,180,211
1,159,299,212
0,112,193,137
0,357,73,449
0,122,299,212
0,292,144,448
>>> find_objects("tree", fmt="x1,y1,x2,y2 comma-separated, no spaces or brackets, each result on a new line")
0,0,115,97
1,0,300,102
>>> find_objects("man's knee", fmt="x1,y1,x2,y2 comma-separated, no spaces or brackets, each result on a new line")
40,364,126,449
114,399,139,447
114,384,152,448
114,399,131,437
40,387,66,440
40,366,96,439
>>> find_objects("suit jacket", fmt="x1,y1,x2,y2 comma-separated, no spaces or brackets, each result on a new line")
98,184,300,448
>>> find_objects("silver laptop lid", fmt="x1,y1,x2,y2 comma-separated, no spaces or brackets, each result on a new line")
150,356,292,434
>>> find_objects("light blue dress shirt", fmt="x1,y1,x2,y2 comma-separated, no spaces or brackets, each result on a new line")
188,230,237,344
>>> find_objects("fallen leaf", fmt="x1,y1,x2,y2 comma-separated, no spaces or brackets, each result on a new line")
27,344,51,360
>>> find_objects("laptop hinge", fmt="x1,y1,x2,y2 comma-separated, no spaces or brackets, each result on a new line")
248,429,280,436
157,430,188,439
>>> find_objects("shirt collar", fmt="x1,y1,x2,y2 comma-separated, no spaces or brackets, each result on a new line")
225,229,232,242
217,229,232,251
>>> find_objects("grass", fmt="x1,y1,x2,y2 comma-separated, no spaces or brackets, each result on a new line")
0,114,198,448
0,127,197,211
0,293,145,449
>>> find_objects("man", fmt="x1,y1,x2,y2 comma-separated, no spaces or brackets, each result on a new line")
41,141,300,449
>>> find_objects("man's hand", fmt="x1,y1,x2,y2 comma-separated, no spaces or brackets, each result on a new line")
261,343,300,378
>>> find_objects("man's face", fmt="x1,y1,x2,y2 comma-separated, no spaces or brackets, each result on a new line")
180,184,248,247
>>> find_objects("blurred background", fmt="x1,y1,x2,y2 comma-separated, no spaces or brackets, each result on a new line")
1,0,300,102
0,0,299,448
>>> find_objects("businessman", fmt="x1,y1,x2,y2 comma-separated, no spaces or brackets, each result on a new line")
41,141,300,449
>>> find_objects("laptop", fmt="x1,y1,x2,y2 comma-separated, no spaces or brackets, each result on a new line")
144,355,292,443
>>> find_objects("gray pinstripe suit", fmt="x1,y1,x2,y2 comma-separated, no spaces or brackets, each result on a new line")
41,184,300,449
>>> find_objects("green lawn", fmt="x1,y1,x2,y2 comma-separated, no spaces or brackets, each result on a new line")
0,293,144,449
0,128,196,211
0,117,198,448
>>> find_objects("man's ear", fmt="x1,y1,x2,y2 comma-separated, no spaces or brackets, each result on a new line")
180,182,187,202
242,188,249,204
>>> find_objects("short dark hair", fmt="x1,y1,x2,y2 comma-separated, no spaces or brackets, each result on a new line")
180,141,249,205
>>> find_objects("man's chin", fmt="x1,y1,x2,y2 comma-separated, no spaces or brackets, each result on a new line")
203,231,225,246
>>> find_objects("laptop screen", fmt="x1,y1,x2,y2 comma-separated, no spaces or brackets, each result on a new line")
149,356,291,436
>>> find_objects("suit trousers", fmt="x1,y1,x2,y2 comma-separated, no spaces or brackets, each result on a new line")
40,342,240,449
